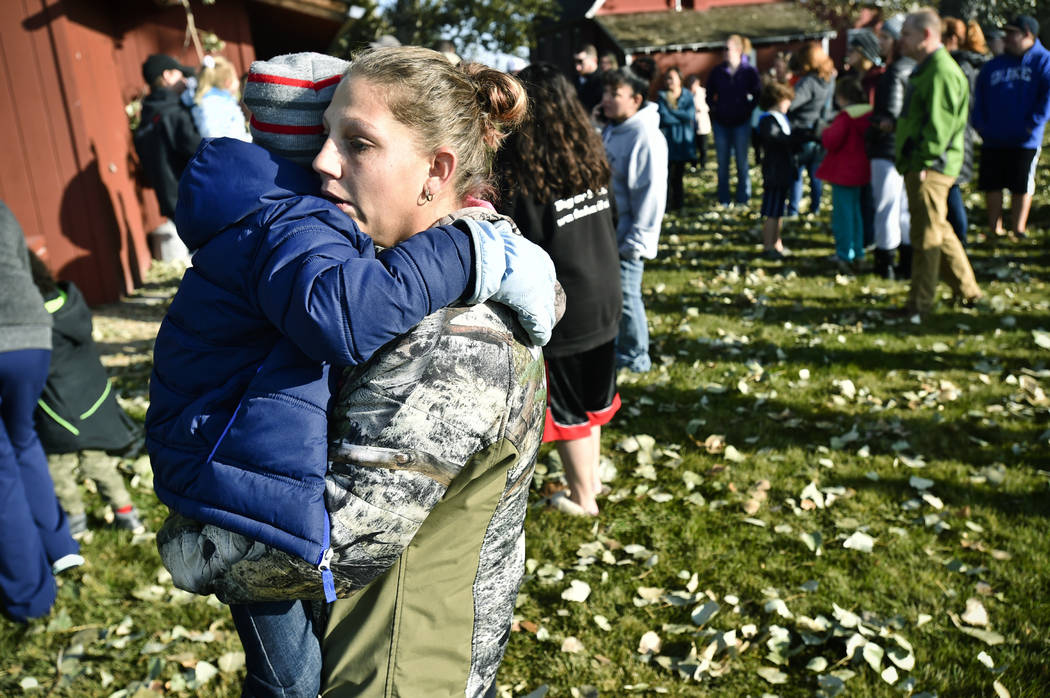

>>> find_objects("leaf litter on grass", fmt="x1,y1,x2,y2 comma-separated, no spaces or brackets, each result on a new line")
10,163,1050,698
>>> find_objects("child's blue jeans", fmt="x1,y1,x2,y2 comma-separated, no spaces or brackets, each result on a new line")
230,600,322,698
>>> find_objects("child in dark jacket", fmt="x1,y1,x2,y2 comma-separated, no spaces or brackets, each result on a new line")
757,81,801,258
28,252,144,537
816,77,873,265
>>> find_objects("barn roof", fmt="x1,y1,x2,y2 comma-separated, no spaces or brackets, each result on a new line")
597,3,835,53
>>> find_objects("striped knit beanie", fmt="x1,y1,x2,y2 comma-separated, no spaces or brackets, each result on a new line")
243,52,349,167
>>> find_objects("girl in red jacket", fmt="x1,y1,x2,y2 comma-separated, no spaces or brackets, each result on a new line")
816,77,873,265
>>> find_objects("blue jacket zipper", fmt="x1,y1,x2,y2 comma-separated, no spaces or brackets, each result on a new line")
317,509,337,603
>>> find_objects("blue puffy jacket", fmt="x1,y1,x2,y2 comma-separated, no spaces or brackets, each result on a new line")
146,138,474,573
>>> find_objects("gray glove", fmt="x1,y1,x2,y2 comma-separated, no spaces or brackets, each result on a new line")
460,217,557,346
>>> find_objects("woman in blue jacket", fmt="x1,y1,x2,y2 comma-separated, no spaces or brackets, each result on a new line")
658,67,697,211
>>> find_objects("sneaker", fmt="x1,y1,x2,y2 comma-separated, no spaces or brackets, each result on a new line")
52,553,85,575
884,305,922,323
66,512,88,539
956,294,991,313
114,507,146,534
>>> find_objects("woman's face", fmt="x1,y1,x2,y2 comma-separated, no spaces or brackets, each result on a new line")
725,41,742,67
666,70,681,92
315,77,436,248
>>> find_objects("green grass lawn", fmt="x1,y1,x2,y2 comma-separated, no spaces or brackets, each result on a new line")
3,156,1048,697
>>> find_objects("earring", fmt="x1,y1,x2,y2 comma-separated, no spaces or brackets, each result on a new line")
423,185,434,202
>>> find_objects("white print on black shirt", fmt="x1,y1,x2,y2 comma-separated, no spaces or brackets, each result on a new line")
554,187,610,228
989,66,1033,87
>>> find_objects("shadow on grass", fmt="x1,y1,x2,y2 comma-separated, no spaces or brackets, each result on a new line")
834,474,1050,521
613,374,1050,496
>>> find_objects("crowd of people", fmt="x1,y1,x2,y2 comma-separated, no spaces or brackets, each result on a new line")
764,11,1048,322
2,10,1048,697
574,11,1048,324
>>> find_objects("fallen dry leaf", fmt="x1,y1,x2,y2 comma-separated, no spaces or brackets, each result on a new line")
637,631,662,654
961,598,989,627
561,580,591,603
704,434,725,454
561,636,585,654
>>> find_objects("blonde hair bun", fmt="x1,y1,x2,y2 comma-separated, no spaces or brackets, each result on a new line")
461,63,527,149
347,46,531,200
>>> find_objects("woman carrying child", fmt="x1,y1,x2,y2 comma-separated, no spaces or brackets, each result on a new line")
150,49,557,697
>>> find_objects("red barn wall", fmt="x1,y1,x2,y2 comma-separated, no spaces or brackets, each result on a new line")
0,0,254,305
599,0,773,16
638,39,815,97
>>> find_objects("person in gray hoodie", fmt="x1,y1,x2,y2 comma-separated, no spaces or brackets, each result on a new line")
0,201,81,623
600,67,668,373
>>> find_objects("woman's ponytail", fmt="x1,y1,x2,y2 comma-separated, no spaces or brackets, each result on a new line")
462,63,528,150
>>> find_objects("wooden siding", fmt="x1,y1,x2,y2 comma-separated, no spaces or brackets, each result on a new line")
644,40,817,95
0,0,255,304
598,0,773,16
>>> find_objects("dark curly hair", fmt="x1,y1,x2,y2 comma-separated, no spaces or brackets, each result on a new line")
495,63,611,205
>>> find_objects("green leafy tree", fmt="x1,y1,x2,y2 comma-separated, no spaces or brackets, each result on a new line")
383,0,557,55
938,0,1042,29
801,0,1046,39
329,0,392,57
798,0,910,28
185,0,556,59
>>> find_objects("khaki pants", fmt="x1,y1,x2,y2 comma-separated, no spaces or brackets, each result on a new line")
904,170,981,314
47,450,133,516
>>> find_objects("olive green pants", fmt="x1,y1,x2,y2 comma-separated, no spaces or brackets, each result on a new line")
904,170,981,314
322,440,517,698
47,450,133,516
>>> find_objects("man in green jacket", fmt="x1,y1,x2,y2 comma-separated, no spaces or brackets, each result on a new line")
894,9,982,319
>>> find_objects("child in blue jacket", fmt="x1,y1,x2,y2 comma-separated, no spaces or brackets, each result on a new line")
146,53,556,694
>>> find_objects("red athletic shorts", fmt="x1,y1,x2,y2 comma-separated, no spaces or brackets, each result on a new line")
543,340,620,442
